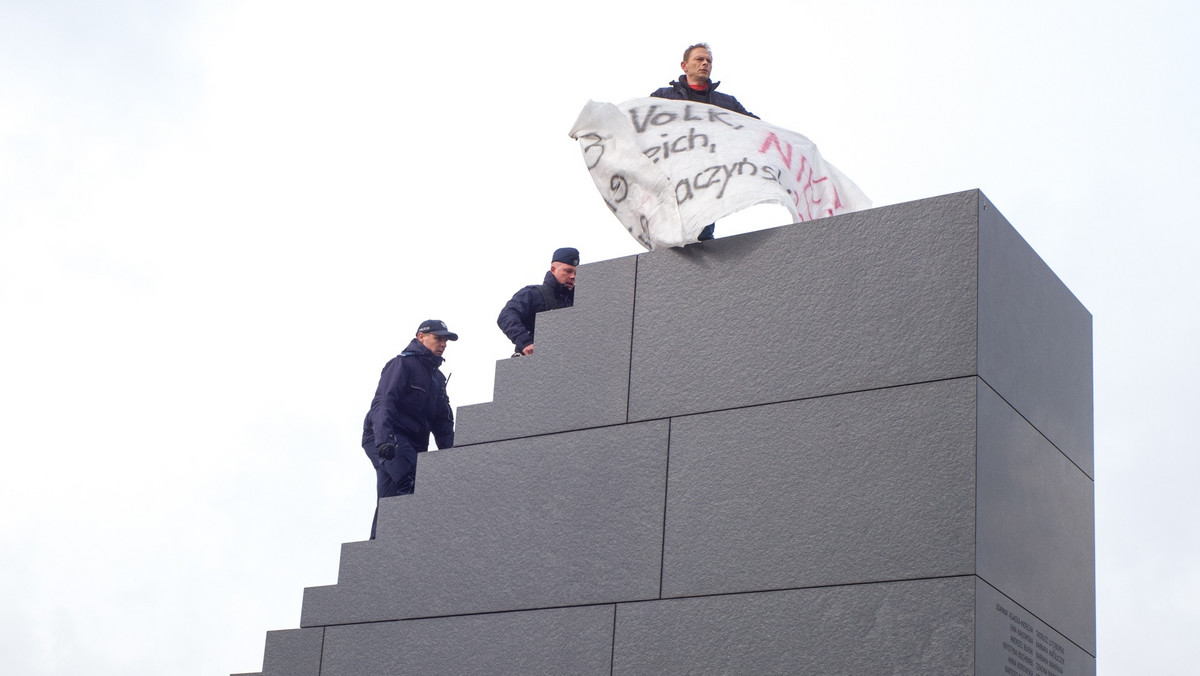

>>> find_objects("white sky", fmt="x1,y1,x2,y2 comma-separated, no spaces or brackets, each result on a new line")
1,1,1196,673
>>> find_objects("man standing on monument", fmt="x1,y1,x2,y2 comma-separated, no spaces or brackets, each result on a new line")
362,319,457,539
497,247,579,356
651,42,758,241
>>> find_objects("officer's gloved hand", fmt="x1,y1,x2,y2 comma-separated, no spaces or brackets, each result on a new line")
377,442,396,461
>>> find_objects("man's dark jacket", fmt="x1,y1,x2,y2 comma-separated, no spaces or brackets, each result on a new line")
361,338,454,479
497,271,575,351
650,78,758,119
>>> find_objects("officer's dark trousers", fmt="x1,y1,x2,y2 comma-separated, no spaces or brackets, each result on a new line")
369,446,417,540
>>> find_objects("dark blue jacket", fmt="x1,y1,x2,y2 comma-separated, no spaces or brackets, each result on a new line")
362,338,454,470
497,271,575,351
650,78,758,119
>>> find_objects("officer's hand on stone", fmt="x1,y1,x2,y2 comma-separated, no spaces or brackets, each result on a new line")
377,442,396,460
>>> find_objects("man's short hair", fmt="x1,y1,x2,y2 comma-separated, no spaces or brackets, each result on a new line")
683,42,711,63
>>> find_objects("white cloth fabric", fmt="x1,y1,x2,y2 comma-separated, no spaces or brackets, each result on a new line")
570,98,871,249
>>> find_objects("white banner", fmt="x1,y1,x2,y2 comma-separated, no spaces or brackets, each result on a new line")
569,98,871,249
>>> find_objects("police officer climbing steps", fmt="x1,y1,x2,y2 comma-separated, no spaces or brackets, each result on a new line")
361,319,457,539
497,248,579,356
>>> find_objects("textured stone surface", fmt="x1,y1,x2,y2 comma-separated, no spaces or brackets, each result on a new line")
258,628,322,676
977,380,1096,654
455,255,637,445
661,378,977,597
613,577,975,674
319,605,615,676
977,195,1094,476
301,420,668,626
240,191,1096,675
976,579,1096,676
628,191,980,421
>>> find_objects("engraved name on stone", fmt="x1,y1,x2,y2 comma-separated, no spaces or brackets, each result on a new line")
995,602,1067,675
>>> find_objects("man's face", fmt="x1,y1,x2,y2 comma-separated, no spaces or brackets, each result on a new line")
550,261,577,290
417,332,449,356
682,48,712,86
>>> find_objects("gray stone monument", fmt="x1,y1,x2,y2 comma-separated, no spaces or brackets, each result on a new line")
238,190,1094,675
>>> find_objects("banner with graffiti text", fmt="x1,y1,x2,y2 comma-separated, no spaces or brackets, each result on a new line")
569,98,871,249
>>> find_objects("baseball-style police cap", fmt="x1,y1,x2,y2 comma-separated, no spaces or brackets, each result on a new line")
552,247,580,266
416,319,459,340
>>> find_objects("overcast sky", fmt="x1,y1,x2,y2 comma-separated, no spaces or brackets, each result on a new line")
1,1,1196,674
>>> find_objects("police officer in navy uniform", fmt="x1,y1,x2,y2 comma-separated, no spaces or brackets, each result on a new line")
362,319,456,539
497,248,578,356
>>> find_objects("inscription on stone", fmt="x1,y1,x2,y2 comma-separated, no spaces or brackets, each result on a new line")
995,602,1067,676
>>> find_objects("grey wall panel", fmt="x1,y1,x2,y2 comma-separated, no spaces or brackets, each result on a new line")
301,421,668,626
976,579,1096,675
628,191,980,421
246,191,1095,675
976,381,1096,655
455,255,637,445
613,577,975,675
258,628,322,676
661,378,977,598
320,605,615,676
978,195,1094,476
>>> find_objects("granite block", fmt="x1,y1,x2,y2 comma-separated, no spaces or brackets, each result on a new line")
613,577,975,674
301,420,669,626
976,579,1096,675
258,627,322,676
319,604,615,676
628,191,980,421
661,378,978,598
978,195,1094,476
977,381,1096,654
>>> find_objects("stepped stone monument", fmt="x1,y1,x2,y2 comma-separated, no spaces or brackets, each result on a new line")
238,190,1094,675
